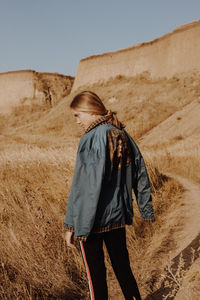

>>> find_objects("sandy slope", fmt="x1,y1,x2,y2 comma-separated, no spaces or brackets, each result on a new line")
140,99,200,147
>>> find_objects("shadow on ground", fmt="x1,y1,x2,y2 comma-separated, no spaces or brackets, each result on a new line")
145,232,200,300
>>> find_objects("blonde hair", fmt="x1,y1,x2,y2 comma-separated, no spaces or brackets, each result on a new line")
70,91,125,129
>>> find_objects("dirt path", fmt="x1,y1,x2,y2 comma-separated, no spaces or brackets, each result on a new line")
165,173,200,259
145,173,200,300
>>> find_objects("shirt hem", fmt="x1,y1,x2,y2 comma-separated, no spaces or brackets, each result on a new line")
64,223,130,241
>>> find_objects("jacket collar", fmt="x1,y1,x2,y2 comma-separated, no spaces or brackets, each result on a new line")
85,115,109,133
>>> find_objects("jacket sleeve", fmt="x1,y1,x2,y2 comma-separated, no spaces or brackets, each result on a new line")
64,189,74,231
123,130,154,220
64,135,106,238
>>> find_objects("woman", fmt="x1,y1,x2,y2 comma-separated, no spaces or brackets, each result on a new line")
64,91,154,300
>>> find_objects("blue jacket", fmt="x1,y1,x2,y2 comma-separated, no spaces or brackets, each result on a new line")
64,123,154,239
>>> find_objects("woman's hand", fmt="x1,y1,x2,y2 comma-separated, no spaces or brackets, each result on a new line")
65,231,76,249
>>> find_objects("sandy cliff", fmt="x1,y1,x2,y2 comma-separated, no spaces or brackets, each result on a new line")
0,70,74,113
72,20,200,91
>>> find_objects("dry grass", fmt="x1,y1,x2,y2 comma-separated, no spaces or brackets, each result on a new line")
146,144,200,185
0,145,183,299
175,257,200,300
0,147,87,299
0,71,200,299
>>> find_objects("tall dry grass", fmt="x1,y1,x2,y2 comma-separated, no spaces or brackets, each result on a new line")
147,143,200,185
0,147,87,299
0,144,184,299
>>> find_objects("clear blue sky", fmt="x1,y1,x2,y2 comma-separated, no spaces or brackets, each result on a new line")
0,0,200,76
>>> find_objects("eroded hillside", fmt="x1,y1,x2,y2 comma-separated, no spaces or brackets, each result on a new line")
0,70,74,113
73,20,200,90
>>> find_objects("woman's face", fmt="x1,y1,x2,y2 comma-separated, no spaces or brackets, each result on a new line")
72,109,97,130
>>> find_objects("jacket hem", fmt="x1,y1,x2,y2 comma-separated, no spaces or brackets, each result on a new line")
92,223,127,233
64,223,130,241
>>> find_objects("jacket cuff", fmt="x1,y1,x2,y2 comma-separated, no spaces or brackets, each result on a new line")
140,211,155,220
64,226,87,241
139,203,154,219
64,225,74,232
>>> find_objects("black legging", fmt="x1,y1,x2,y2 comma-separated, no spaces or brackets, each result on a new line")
80,227,141,300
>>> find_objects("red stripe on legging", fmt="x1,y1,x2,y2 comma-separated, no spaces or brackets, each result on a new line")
80,241,95,300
